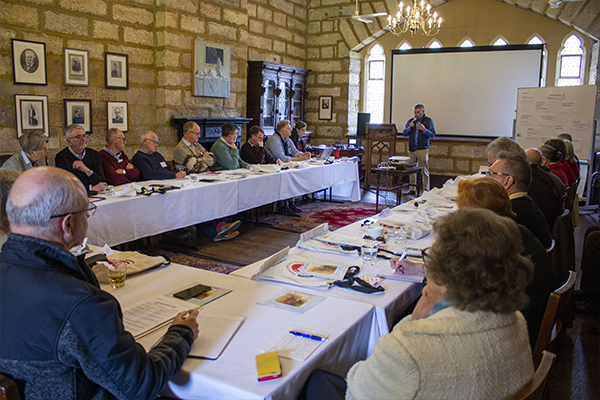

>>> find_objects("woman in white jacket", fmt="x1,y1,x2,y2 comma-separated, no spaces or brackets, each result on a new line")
345,208,535,399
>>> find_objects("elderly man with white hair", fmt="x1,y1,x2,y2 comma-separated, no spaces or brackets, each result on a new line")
0,167,199,399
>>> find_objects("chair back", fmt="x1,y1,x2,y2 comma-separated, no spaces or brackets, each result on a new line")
363,123,398,188
0,373,20,400
564,178,579,212
550,209,575,283
532,271,577,367
504,351,556,400
166,160,176,172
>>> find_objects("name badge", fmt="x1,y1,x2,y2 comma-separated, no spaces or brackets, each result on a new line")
160,161,167,168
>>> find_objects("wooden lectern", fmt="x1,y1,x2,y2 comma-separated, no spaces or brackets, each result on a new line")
364,123,398,188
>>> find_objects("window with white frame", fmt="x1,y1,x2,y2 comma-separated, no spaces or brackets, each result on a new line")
428,39,442,48
398,41,412,50
460,39,474,48
366,44,385,123
557,34,585,86
528,35,547,87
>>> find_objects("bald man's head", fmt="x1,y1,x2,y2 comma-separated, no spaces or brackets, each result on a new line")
8,167,87,230
526,148,543,166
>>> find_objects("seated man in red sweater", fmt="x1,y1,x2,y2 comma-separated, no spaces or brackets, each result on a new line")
99,128,140,185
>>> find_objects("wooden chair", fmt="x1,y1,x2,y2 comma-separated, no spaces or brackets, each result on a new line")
166,159,176,172
564,177,579,212
0,373,20,400
504,351,556,400
363,123,398,189
550,209,575,283
532,271,577,367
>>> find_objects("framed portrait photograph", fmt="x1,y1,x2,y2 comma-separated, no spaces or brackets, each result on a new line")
64,99,92,133
319,96,333,120
194,39,231,98
107,101,128,131
64,48,89,86
12,39,47,85
105,52,128,90
15,95,49,137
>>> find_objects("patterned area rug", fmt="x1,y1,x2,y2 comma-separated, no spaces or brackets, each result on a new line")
144,248,242,275
257,201,379,232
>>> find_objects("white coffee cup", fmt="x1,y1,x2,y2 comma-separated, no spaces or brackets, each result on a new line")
367,225,384,238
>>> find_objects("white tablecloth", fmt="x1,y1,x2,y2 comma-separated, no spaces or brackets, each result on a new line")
87,161,360,247
102,263,373,400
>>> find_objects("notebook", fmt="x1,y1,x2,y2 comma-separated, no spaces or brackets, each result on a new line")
376,263,425,283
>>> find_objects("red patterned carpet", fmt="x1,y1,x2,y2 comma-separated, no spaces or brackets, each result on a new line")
145,248,242,274
257,201,379,232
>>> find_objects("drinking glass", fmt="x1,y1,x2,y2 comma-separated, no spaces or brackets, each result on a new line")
394,226,408,244
361,244,378,267
189,173,198,183
104,185,114,196
107,261,127,289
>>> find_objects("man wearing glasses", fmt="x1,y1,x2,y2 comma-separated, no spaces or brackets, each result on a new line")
0,167,199,399
173,121,215,173
99,128,140,185
132,131,186,180
55,124,107,194
487,152,552,249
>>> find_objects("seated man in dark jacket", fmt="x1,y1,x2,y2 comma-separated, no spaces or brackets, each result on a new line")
240,125,280,165
526,148,565,231
132,131,186,181
487,151,553,249
0,167,199,400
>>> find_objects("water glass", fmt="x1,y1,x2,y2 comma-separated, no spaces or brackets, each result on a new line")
394,226,408,244
107,261,127,289
361,244,378,267
104,185,114,196
189,173,198,183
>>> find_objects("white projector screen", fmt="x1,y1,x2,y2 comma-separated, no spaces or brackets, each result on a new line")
390,45,543,138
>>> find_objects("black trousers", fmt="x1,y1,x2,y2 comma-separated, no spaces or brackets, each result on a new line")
297,369,347,400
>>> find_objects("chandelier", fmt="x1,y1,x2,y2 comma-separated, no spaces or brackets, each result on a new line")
387,0,442,37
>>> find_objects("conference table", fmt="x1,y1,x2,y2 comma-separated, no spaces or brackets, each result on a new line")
87,160,360,247
101,262,374,400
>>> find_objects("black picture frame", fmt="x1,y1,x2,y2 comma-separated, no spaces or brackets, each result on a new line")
64,48,89,86
15,95,49,137
107,101,128,132
105,52,129,90
319,96,333,120
11,39,47,85
64,99,92,133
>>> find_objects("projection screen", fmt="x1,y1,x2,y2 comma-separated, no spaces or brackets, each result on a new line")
390,45,544,138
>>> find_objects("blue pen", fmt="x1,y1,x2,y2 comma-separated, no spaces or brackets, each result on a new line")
289,331,327,341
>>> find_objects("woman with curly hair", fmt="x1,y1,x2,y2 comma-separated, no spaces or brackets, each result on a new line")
342,208,535,399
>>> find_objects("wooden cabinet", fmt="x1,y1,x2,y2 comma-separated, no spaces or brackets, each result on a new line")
247,61,310,136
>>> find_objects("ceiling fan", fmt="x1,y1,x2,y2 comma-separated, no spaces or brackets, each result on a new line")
329,0,387,24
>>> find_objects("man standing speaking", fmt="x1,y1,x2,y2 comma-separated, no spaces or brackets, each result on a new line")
402,103,436,191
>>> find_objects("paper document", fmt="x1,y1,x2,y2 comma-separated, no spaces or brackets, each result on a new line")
376,262,425,283
122,295,193,339
258,290,326,314
261,325,330,361
314,232,380,247
138,313,245,360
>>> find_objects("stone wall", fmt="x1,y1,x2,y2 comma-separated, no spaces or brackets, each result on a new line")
0,0,308,162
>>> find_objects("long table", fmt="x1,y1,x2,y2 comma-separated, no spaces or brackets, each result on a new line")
101,263,374,400
87,161,360,247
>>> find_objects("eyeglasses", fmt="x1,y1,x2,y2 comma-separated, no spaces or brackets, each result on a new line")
115,137,126,142
50,202,97,219
68,134,90,141
188,130,201,135
145,139,159,145
484,170,512,178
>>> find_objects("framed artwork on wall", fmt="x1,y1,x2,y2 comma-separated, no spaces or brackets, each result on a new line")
319,96,333,120
105,52,128,90
64,48,89,86
107,101,128,132
15,95,49,137
11,39,47,85
193,39,231,98
64,99,92,133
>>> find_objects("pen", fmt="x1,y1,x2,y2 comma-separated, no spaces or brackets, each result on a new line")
397,247,408,262
182,306,202,320
289,331,327,341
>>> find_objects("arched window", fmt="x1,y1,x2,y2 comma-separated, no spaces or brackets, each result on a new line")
398,41,412,50
366,44,385,123
528,35,547,87
428,39,442,49
460,38,474,48
557,34,585,86
492,37,508,46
